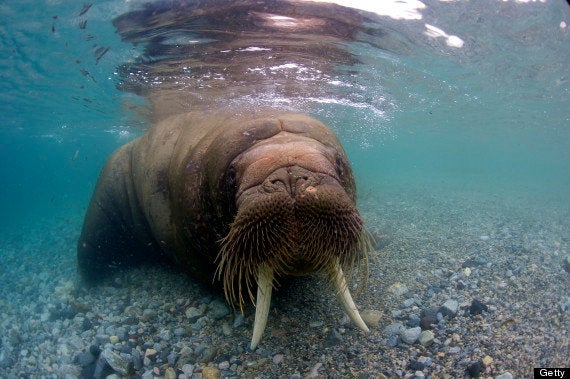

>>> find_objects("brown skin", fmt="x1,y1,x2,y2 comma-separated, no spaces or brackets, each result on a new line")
78,112,363,304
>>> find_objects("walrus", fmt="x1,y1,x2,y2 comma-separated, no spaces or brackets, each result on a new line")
78,111,372,348
79,0,380,349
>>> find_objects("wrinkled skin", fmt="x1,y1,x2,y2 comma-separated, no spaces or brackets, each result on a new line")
78,112,370,348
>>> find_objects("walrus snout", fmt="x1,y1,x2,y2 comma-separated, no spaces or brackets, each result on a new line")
262,166,320,198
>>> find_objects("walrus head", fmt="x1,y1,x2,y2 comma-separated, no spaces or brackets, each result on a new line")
213,114,372,349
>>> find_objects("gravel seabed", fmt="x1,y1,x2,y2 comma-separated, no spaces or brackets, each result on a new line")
0,187,568,378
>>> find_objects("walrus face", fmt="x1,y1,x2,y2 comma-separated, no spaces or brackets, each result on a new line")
215,128,372,349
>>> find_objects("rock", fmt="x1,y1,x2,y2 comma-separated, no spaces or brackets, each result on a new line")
202,366,221,379
401,327,421,344
469,299,488,315
420,307,439,329
164,367,177,379
386,335,399,348
109,335,119,344
76,350,96,367
181,363,194,376
449,346,461,354
482,355,493,367
141,308,158,321
495,372,514,379
389,283,408,296
418,330,434,346
466,360,483,377
402,298,415,308
218,361,230,370
185,305,206,322
360,310,382,328
209,299,230,320
407,360,425,370
440,299,459,317
325,328,343,347
101,347,131,375
273,354,284,364
233,313,245,328
383,323,405,337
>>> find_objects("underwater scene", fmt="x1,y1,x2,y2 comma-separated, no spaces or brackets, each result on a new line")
0,0,569,378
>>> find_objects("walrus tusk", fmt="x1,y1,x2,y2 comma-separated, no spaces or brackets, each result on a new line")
331,261,370,333
250,263,274,350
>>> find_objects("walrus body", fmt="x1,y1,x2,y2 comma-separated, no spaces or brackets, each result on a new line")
78,111,370,348
79,0,380,348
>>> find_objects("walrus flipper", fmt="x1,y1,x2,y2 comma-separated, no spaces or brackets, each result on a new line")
77,142,161,284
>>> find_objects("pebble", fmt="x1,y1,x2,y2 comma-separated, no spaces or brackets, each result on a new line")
383,323,405,336
495,372,514,379
401,327,421,344
449,346,461,354
209,299,230,320
202,366,221,379
101,347,131,375
360,309,382,328
218,361,230,370
469,299,488,315
389,283,408,296
482,355,493,367
440,299,459,317
185,305,206,321
418,330,434,346
273,354,284,364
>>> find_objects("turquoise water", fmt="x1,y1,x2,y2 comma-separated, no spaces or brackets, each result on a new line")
0,0,569,376
1,0,568,234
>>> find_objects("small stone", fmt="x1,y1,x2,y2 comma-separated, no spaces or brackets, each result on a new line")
145,348,157,357
402,298,415,308
417,356,432,367
77,350,96,367
479,235,489,241
360,310,382,328
218,361,230,370
383,323,405,336
482,355,493,367
386,335,399,348
440,299,459,317
463,267,471,276
209,299,230,320
109,335,119,344
273,354,284,364
418,330,434,346
495,372,514,379
449,346,461,354
407,360,425,370
142,308,158,321
401,327,421,344
185,306,205,322
389,283,408,296
181,363,194,376
233,313,245,328
202,366,221,379
164,367,177,379
470,299,488,315
101,347,131,375
466,361,483,377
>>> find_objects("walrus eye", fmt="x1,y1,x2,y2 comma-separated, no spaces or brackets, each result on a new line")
227,165,237,186
335,155,344,176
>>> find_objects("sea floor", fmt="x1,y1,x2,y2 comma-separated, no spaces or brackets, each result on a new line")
0,187,568,378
